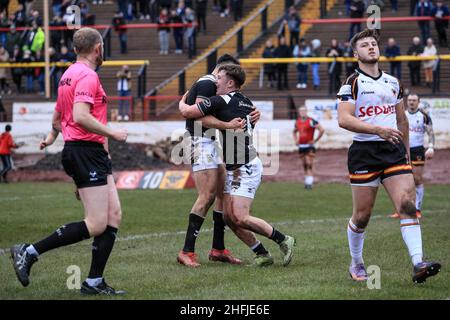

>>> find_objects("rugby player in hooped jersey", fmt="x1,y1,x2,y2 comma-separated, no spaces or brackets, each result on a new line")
179,64,296,267
337,29,440,283
390,93,435,219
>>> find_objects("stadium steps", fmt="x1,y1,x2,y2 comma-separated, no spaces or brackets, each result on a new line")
150,0,288,120
239,0,450,119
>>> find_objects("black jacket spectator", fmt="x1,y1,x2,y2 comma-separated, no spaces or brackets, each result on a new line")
275,37,292,90
262,40,277,88
407,38,424,86
326,40,343,94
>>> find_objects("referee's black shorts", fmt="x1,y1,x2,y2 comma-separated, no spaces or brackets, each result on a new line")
62,141,112,189
348,140,412,186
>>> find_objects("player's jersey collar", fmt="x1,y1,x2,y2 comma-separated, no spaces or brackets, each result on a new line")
356,67,383,81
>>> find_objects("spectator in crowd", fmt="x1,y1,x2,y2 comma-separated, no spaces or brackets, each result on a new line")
185,7,196,58
6,25,21,56
407,36,424,86
326,39,343,94
149,0,159,22
28,9,42,26
231,0,243,21
349,0,364,40
171,8,184,54
283,6,301,48
79,1,96,25
136,0,150,20
431,0,449,48
52,0,63,17
262,39,277,88
116,65,132,121
422,37,437,87
293,38,311,89
0,124,22,183
21,49,34,93
342,39,357,78
219,0,229,18
0,11,10,47
414,0,434,45
14,4,26,28
118,0,128,19
33,49,44,95
275,36,291,90
158,8,170,55
29,21,45,54
112,11,127,54
0,0,10,17
10,45,22,93
50,15,65,52
311,38,321,90
0,45,10,94
0,95,5,122
385,37,401,79
196,0,207,33
390,0,398,12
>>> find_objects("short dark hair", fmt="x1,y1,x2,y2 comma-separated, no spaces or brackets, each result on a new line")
5,124,11,131
218,64,246,88
217,54,240,66
407,93,420,101
350,29,380,50
73,27,103,55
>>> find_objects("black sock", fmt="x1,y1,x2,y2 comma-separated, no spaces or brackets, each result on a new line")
212,211,225,250
182,213,204,252
270,227,286,244
88,226,118,279
252,242,269,255
33,221,90,255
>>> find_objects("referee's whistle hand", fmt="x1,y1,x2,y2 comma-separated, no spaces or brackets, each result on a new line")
111,128,128,142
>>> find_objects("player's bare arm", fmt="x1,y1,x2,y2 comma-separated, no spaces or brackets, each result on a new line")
338,101,403,144
425,121,435,160
73,102,128,142
314,123,325,143
395,101,410,160
40,111,61,150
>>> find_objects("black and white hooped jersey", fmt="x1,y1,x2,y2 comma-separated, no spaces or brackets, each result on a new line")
337,68,404,142
185,74,217,137
197,91,257,170
406,108,432,148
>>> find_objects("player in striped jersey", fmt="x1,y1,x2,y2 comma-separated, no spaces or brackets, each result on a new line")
337,29,440,284
391,93,435,219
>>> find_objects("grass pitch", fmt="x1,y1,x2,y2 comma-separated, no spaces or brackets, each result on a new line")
0,182,449,300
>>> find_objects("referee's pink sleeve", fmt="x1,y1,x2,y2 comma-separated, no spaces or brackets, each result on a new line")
73,73,98,105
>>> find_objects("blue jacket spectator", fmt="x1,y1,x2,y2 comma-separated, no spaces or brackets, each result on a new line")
414,0,434,45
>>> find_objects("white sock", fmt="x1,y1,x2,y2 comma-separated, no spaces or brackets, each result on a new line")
415,184,424,211
86,277,103,287
400,219,423,266
26,245,39,257
305,176,314,186
347,219,365,266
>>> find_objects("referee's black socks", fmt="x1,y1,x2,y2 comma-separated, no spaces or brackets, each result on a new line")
212,211,226,250
32,221,90,255
182,213,204,252
88,226,118,279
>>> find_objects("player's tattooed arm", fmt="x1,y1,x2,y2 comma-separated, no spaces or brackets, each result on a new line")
40,111,61,150
425,121,435,160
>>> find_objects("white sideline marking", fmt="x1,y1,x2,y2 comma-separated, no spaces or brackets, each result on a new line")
0,209,445,255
